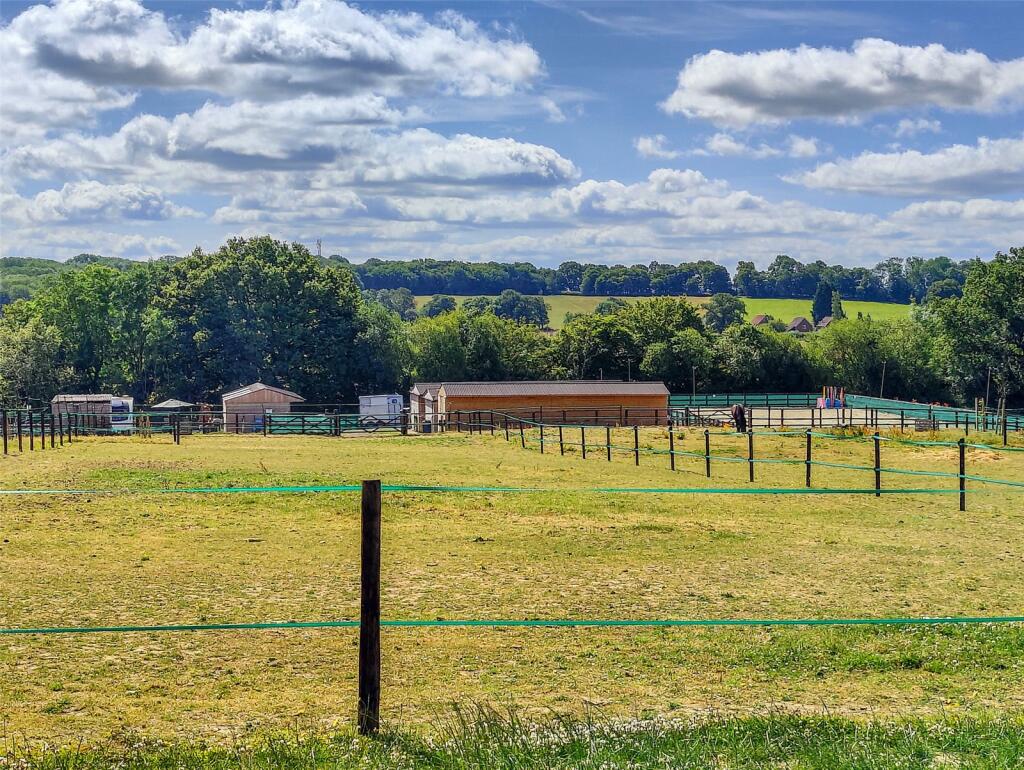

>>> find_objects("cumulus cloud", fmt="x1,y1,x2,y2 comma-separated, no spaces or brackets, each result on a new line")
694,133,822,158
663,38,1024,126
893,118,942,137
1,181,195,225
634,135,680,159
787,134,1024,196
1,0,542,142
891,198,1024,221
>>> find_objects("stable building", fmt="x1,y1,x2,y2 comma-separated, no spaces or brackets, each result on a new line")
409,382,441,431
221,382,305,433
435,380,670,426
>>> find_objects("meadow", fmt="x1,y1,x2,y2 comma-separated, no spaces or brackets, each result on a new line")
412,295,912,328
2,429,1023,764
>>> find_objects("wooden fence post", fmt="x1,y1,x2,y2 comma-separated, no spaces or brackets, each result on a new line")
805,430,812,488
559,425,564,455
633,426,640,466
18,411,24,452
581,427,587,460
1003,415,1008,447
958,438,966,512
504,420,509,442
358,480,382,736
747,430,754,482
1,409,6,455
606,425,612,462
58,412,64,446
29,411,35,451
873,433,881,497
520,422,525,449
704,429,710,478
539,424,545,454
669,427,675,471
49,413,55,448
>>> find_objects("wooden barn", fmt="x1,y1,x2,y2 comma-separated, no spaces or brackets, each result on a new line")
221,382,304,433
436,380,670,426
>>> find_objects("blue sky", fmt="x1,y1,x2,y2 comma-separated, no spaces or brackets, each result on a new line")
1,0,1021,267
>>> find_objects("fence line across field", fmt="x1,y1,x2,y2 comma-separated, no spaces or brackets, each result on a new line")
3,480,1024,737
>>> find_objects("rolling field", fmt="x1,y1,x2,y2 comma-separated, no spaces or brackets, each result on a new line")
2,427,1024,751
413,295,911,328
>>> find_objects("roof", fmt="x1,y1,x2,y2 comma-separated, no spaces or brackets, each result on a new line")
787,316,813,330
750,314,770,325
51,393,114,403
816,316,834,327
151,398,195,409
221,382,305,402
438,380,669,398
410,382,441,396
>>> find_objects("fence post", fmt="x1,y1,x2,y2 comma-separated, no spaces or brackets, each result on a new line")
58,412,64,446
873,433,881,497
520,422,526,449
581,427,587,460
606,425,612,461
704,429,710,478
747,430,754,482
900,410,905,432
805,430,812,488
958,438,966,512
358,479,382,736
1,409,6,455
67,412,72,444
29,411,35,451
504,420,509,442
559,425,564,455
669,427,675,471
539,424,545,454
1002,415,1008,447
767,406,771,429
633,426,640,466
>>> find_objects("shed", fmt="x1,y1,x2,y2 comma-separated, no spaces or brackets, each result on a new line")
750,314,771,327
436,380,669,425
786,316,814,333
409,382,441,430
51,393,114,430
221,382,305,433
815,315,834,330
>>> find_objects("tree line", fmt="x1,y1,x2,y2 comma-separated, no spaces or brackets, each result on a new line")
1,237,1020,409
3,251,975,306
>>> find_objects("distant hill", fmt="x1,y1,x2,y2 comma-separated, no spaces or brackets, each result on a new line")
0,254,151,304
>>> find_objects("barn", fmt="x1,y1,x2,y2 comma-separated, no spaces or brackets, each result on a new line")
221,382,305,433
435,380,670,426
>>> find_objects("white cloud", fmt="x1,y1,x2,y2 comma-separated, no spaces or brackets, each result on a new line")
1,181,195,225
1,226,182,259
1,0,542,142
694,133,822,158
787,134,1024,196
893,118,942,137
663,38,1024,126
634,135,680,159
891,198,1024,221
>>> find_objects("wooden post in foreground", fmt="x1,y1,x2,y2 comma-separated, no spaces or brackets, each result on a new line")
958,438,966,512
606,425,611,462
704,429,710,478
873,433,881,497
358,480,382,735
633,425,640,466
1,409,6,455
747,430,754,482
805,430,812,488
668,427,675,471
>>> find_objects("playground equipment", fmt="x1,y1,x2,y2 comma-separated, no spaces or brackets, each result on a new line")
817,386,845,409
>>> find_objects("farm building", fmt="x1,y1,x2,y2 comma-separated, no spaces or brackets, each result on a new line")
409,382,440,430
750,314,771,327
221,382,305,433
435,380,670,426
786,316,815,333
815,315,834,330
51,394,113,418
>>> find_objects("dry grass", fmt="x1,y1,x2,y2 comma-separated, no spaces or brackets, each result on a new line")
2,430,1023,740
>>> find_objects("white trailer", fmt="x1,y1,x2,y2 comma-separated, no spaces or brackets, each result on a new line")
358,394,403,426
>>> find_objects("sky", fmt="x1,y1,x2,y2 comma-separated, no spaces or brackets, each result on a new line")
1,0,1022,268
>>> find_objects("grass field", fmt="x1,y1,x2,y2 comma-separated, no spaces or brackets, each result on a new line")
3,427,1024,749
412,295,911,328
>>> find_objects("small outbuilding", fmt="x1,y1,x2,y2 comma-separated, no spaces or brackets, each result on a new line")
750,314,771,327
221,382,304,433
436,380,670,425
786,316,814,333
151,398,195,411
409,382,441,430
815,315,834,330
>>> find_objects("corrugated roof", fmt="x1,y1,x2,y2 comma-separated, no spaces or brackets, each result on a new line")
439,380,668,397
222,382,305,401
51,394,114,402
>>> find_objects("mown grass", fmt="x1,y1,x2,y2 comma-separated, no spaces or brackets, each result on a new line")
412,295,911,328
5,709,1024,769
1,431,1023,739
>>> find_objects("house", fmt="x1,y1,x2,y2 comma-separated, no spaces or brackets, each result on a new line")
786,316,815,333
409,382,441,430
815,315,834,330
221,382,304,433
435,380,670,426
750,314,771,327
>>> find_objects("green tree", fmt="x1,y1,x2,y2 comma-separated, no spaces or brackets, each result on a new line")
830,291,846,321
811,281,834,324
352,303,411,394
492,290,549,326
639,328,713,392
594,297,628,316
421,295,458,318
704,293,747,333
553,313,633,379
0,314,70,407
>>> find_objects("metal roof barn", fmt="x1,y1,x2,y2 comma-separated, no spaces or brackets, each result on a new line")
221,382,305,433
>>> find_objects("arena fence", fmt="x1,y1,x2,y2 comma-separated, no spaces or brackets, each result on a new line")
1,480,1024,736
